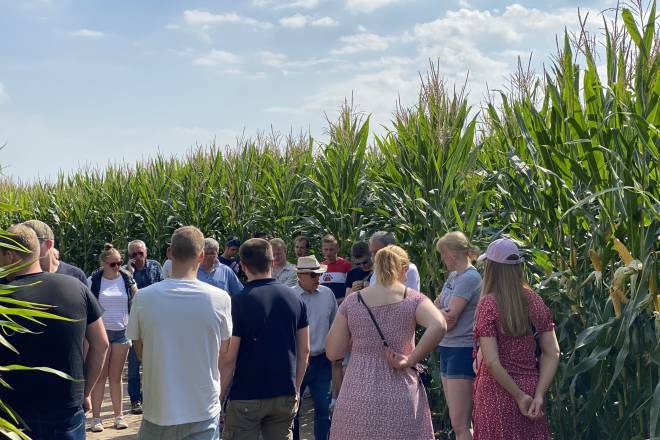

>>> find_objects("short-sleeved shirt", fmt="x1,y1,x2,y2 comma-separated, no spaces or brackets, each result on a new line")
56,261,88,286
230,278,308,400
126,259,164,289
126,278,232,426
197,260,244,296
369,262,421,292
273,262,298,288
321,257,353,300
438,267,481,347
345,267,372,291
292,284,337,356
473,289,554,377
87,274,129,331
0,272,103,412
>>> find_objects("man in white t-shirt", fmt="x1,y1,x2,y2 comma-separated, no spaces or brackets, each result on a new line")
127,226,232,440
367,231,421,291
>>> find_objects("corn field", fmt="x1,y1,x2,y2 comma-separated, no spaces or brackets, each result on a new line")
1,3,659,439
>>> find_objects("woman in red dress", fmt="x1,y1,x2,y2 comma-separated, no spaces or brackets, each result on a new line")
472,238,560,440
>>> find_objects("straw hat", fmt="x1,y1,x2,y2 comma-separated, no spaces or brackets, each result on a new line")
295,255,328,273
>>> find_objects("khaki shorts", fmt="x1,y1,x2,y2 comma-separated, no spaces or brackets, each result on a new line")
222,395,298,440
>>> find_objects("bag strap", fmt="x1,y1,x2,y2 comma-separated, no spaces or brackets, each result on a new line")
357,291,389,347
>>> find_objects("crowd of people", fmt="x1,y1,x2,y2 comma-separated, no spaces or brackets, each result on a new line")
0,220,561,440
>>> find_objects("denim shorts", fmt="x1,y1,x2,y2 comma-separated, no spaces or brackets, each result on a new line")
106,329,129,345
437,346,475,380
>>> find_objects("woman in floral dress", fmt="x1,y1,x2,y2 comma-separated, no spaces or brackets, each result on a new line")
472,238,560,440
325,245,447,440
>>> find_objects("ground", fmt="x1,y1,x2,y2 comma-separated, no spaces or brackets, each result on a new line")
87,378,316,440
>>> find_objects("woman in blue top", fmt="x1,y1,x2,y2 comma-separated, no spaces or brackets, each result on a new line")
434,231,481,440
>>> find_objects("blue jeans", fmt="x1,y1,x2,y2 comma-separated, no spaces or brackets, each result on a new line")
21,406,85,440
138,415,220,440
293,354,331,440
128,345,142,403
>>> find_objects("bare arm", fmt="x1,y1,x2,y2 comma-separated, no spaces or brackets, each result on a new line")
325,313,350,361
295,326,310,394
527,330,560,417
84,318,109,399
219,338,236,402
407,298,446,365
439,296,469,331
384,298,447,370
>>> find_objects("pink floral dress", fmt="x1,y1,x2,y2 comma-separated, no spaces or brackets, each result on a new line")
330,290,434,440
472,289,554,440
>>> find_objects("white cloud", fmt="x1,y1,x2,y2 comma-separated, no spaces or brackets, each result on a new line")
253,0,320,9
0,82,8,103
345,0,401,13
193,50,240,66
279,14,308,28
279,14,338,28
259,51,288,67
311,16,339,27
331,32,392,54
68,29,105,38
183,10,274,30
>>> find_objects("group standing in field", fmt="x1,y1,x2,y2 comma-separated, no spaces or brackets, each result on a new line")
0,220,560,440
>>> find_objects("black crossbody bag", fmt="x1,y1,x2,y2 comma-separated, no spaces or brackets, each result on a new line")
357,289,432,387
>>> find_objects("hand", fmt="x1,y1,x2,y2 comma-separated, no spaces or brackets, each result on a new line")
127,259,136,273
516,393,533,417
384,347,410,370
440,308,456,327
527,395,545,420
83,395,91,413
350,281,365,293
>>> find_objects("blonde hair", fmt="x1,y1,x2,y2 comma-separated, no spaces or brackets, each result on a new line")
436,231,480,260
322,234,338,246
373,245,409,286
99,243,121,263
171,226,204,261
481,260,528,336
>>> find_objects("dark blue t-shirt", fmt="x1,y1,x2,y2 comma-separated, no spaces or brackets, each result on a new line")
345,267,372,290
229,278,308,400
56,261,88,286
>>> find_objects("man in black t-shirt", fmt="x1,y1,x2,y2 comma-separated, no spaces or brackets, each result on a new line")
344,241,373,297
220,238,310,440
0,225,109,439
21,219,88,285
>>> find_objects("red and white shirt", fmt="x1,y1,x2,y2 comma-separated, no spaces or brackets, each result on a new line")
321,257,353,300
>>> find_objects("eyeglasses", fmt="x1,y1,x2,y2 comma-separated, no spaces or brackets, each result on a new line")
108,261,122,268
130,251,144,258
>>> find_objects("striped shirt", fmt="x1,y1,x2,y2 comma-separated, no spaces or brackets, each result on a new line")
88,275,129,331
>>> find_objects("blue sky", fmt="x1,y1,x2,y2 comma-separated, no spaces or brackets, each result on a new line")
0,0,612,181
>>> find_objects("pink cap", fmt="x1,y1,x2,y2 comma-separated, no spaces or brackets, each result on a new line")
477,238,523,264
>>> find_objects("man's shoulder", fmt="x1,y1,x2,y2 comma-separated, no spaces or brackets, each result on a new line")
317,284,335,299
146,259,163,269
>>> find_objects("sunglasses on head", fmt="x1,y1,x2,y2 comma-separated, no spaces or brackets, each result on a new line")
108,261,122,268
130,251,144,258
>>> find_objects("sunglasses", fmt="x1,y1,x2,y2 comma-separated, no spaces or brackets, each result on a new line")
107,261,122,268
130,251,144,258
306,272,321,279
353,259,370,265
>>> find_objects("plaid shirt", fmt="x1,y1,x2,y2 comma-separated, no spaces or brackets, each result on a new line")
126,259,164,289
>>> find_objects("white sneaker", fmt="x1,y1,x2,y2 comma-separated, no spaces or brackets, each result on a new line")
90,418,104,432
114,415,128,430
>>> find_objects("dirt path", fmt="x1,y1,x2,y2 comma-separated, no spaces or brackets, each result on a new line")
87,381,316,439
